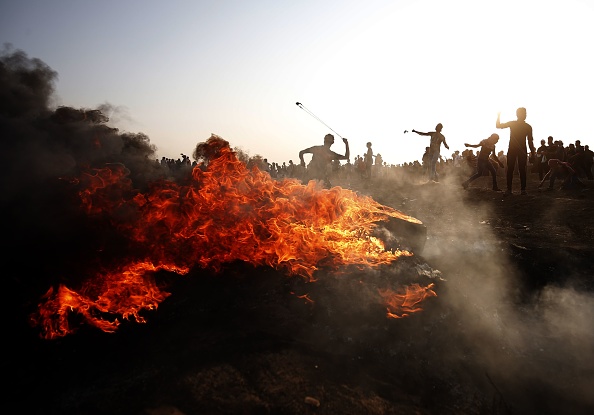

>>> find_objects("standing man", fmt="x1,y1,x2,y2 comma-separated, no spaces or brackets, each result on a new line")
496,107,536,195
299,133,350,188
364,142,374,179
412,123,449,182
536,138,549,181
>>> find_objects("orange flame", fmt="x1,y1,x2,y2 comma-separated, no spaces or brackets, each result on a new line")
30,261,189,339
30,135,434,339
379,283,437,318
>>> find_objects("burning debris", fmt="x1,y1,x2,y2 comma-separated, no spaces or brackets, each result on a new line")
30,134,435,339
1,47,435,341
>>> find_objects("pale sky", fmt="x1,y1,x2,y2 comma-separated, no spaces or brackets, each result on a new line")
2,0,593,165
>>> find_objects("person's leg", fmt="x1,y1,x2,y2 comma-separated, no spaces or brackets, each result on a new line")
487,161,499,189
463,166,482,188
549,169,558,188
465,160,492,188
430,153,439,181
518,151,528,191
506,151,516,191
538,162,545,181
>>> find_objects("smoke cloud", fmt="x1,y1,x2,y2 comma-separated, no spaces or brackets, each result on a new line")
377,179,594,414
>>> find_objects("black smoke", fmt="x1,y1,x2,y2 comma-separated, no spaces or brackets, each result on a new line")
1,46,173,322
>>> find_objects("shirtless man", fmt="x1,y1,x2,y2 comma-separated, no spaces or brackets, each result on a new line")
299,133,350,188
412,123,449,182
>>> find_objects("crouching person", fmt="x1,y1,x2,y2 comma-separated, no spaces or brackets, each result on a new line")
539,159,583,190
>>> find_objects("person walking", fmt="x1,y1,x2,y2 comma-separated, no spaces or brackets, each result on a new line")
299,133,350,188
412,123,449,182
496,107,536,195
461,133,505,191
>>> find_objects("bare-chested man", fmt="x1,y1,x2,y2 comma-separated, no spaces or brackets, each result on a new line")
412,123,449,182
299,133,350,188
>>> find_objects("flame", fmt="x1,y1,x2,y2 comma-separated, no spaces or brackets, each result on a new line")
30,135,434,339
30,261,189,339
379,283,437,318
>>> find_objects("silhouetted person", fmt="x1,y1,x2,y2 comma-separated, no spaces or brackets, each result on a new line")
584,145,594,180
496,107,535,195
421,146,431,179
364,142,374,179
566,143,576,159
412,123,449,182
287,160,296,177
554,140,566,161
568,142,591,180
461,133,504,191
299,133,350,188
536,139,548,181
539,158,582,190
375,153,384,175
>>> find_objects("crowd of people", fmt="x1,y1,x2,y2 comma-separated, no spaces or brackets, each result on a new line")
156,108,593,194
289,108,593,193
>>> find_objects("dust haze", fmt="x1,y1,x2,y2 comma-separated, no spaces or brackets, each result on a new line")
374,177,594,414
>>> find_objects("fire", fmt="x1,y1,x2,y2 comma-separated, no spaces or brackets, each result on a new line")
31,261,188,340
379,283,437,318
30,135,434,339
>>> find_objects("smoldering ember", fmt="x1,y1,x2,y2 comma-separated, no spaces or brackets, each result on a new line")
3,48,594,415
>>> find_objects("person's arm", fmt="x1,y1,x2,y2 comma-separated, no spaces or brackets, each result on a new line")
464,143,479,148
527,125,536,154
564,162,576,175
343,137,350,160
412,129,430,136
299,147,313,166
495,112,509,129
492,149,505,167
443,137,449,150
538,169,552,188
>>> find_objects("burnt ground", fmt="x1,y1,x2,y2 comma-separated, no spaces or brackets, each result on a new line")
6,172,594,415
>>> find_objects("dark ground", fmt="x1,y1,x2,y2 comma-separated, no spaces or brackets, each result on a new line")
7,171,594,415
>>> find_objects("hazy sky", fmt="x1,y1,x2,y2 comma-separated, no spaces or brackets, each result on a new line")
2,0,593,165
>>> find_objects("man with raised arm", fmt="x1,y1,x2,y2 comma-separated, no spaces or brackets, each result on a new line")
496,107,536,195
